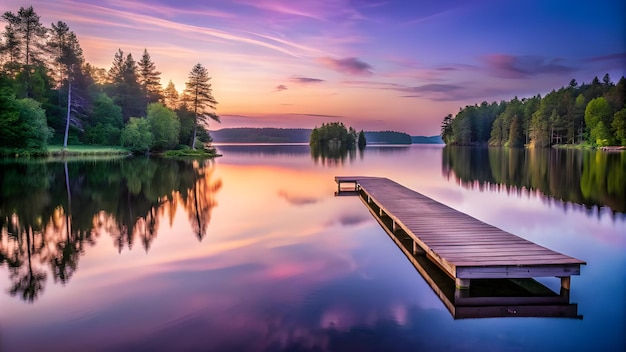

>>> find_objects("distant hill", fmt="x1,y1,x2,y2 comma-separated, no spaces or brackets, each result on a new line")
411,135,444,144
364,131,412,144
209,128,311,143
210,127,431,145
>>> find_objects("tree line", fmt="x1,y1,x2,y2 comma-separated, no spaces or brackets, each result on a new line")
441,75,626,147
0,6,220,155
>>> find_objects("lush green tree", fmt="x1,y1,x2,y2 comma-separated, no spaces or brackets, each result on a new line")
147,102,180,150
184,63,219,149
120,117,153,153
611,108,626,146
0,90,51,152
585,97,613,146
0,88,21,148
84,93,122,145
138,49,162,104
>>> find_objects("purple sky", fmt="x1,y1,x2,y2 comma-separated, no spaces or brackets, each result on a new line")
3,0,625,135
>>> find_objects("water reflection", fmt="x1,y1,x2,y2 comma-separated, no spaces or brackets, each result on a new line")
310,144,360,166
442,146,626,215
0,158,221,302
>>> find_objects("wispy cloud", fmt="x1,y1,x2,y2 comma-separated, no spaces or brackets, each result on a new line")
342,80,402,89
108,0,236,19
483,54,576,79
275,84,288,92
317,57,373,76
289,76,325,84
61,0,318,58
278,191,319,206
586,52,626,62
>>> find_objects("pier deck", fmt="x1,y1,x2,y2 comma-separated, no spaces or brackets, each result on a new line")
335,176,585,290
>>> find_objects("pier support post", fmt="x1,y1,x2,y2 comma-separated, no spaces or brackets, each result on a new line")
379,208,384,217
455,278,470,290
412,241,424,255
559,276,571,299
392,220,397,232
560,276,571,290
454,287,470,301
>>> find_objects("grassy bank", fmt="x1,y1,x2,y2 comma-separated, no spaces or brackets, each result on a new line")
48,145,131,156
163,149,222,158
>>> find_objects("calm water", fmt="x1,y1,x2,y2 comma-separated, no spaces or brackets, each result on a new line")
0,145,624,352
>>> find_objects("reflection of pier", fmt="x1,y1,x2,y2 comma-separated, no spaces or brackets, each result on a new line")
335,176,585,318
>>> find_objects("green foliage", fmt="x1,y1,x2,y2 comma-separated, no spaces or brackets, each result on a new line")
0,90,51,152
120,117,153,153
147,103,180,151
309,122,357,148
358,130,366,148
184,63,219,149
612,108,626,146
84,123,121,146
84,93,123,145
442,75,626,148
91,93,123,127
585,97,613,146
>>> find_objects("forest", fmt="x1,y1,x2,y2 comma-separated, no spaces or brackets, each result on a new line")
440,75,626,147
0,6,219,155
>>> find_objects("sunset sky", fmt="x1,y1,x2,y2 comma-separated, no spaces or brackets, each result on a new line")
4,0,625,135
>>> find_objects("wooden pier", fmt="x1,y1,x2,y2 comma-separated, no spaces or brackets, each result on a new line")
335,176,585,291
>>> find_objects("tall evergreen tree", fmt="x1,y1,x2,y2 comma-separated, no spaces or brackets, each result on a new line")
48,21,85,148
107,50,143,121
1,6,48,97
138,49,162,104
162,79,179,110
184,63,219,149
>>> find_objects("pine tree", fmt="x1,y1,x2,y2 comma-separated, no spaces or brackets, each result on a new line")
138,49,162,104
162,79,179,110
184,63,219,149
107,50,143,121
108,49,124,84
49,21,85,149
2,6,48,97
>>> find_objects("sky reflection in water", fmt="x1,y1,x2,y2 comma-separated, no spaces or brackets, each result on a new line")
0,145,624,352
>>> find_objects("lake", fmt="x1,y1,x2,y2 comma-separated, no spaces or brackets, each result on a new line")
1,145,624,352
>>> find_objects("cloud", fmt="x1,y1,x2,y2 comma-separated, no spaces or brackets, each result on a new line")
317,57,373,76
341,80,402,89
278,191,319,205
400,83,463,94
289,76,325,84
483,54,576,79
275,84,288,92
337,214,369,226
585,52,626,70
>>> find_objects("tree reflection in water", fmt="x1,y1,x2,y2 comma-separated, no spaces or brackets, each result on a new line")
0,157,222,302
442,146,626,215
